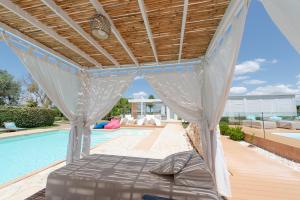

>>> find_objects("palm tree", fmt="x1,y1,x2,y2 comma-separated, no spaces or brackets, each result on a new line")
147,95,155,113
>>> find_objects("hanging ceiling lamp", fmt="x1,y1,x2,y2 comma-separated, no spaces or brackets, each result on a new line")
90,14,111,40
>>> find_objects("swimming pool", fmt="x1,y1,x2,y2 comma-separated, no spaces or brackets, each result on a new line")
0,129,150,185
272,132,300,140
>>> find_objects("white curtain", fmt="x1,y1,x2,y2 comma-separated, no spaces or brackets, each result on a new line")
66,72,135,163
144,66,203,123
79,72,136,157
145,0,249,197
261,0,300,54
5,41,135,164
202,0,249,196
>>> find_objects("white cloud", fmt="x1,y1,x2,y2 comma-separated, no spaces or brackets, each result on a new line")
271,59,278,64
243,79,266,85
230,87,248,94
235,58,266,75
133,91,148,99
247,84,298,95
234,76,249,81
255,58,266,62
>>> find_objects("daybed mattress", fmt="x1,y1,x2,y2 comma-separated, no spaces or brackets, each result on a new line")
46,154,219,200
276,121,300,130
242,120,276,129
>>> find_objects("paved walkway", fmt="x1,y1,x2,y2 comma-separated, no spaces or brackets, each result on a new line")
222,136,300,200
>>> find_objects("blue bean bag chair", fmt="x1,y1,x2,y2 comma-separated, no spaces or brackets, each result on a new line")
142,195,171,200
94,122,108,129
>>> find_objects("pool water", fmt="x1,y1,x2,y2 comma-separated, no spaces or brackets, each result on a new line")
272,132,300,140
0,129,150,185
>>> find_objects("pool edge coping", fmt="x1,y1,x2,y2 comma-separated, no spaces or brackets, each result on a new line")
0,128,155,190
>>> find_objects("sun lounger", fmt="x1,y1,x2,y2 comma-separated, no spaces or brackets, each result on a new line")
137,117,145,126
242,120,276,129
46,154,219,200
145,115,162,126
276,120,300,130
121,115,136,125
3,122,25,131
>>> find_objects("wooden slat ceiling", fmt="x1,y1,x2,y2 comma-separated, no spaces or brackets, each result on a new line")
0,0,229,68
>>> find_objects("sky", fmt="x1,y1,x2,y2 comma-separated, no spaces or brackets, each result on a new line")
0,0,299,100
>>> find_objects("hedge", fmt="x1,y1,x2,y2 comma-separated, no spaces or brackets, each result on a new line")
219,122,230,136
0,106,56,128
219,122,245,141
229,127,244,141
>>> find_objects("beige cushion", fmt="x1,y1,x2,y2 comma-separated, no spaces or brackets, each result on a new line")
150,151,193,175
174,151,215,189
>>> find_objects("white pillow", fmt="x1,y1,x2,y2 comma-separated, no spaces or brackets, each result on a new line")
150,151,193,175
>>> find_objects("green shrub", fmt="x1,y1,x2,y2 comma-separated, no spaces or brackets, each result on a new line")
0,106,56,128
229,127,244,141
52,107,64,117
220,117,229,123
182,121,189,128
219,122,230,136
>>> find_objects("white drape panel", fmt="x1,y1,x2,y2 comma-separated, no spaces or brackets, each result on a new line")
202,0,249,196
144,67,203,123
66,72,134,163
80,72,136,157
12,48,80,119
261,0,300,54
6,41,135,164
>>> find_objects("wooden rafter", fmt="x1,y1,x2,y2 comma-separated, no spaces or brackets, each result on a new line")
89,0,139,67
41,0,121,68
138,0,159,63
178,0,189,62
0,0,101,67
0,0,229,68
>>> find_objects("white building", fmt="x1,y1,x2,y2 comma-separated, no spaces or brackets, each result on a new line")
223,94,297,117
128,99,178,120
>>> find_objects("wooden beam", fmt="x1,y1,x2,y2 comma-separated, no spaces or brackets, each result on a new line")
88,58,202,73
89,0,139,67
0,0,101,67
138,0,159,63
0,22,81,69
178,0,189,62
41,0,122,68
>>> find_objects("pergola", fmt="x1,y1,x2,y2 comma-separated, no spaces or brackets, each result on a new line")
0,0,299,198
0,0,229,68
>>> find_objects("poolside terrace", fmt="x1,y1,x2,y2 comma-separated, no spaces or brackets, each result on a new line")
0,124,299,200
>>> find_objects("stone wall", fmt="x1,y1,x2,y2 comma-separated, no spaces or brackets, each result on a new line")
244,134,300,163
186,123,203,155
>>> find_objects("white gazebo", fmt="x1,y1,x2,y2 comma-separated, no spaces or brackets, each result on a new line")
0,0,299,198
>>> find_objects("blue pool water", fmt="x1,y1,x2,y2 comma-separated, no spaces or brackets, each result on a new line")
272,132,300,140
0,129,149,185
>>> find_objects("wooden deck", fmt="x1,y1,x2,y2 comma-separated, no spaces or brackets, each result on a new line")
222,136,300,200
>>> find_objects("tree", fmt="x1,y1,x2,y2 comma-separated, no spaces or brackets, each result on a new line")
147,94,155,113
0,70,21,105
26,98,38,107
297,105,300,116
104,97,130,120
23,74,52,108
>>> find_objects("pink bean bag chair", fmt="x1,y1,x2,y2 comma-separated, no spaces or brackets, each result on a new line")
104,118,120,129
